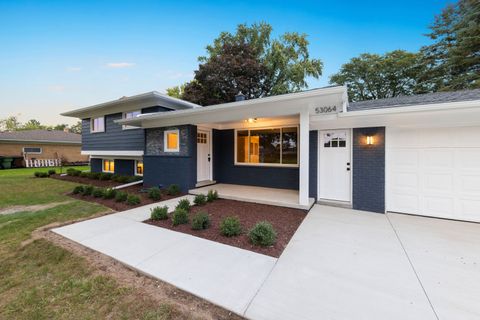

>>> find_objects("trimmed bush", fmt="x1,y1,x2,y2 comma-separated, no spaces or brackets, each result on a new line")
248,221,277,247
193,194,207,206
115,191,128,202
86,172,100,180
175,199,191,212
113,175,129,183
82,185,94,196
126,194,141,205
92,187,105,198
148,187,162,200
220,216,242,237
72,185,84,194
191,212,210,230
66,168,81,176
103,188,117,199
48,169,56,175
128,176,143,183
172,208,189,226
151,206,169,220
80,172,89,178
99,172,113,181
167,184,180,195
34,171,49,178
207,189,218,202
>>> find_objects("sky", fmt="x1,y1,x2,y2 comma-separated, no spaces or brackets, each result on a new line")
0,0,451,126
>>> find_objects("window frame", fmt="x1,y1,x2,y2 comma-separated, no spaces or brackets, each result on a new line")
102,159,115,173
22,147,42,154
135,160,143,176
90,116,105,133
164,129,180,152
122,110,141,130
234,126,299,168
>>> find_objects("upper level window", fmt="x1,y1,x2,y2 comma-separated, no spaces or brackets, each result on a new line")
23,147,42,154
102,159,114,173
236,126,298,166
164,129,179,152
135,160,143,176
91,116,105,133
122,110,141,130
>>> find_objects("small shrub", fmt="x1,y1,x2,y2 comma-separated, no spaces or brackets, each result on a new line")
80,172,89,178
207,189,218,202
167,184,180,195
34,171,48,178
128,176,143,183
220,216,242,237
175,198,191,212
126,194,141,205
193,194,207,206
66,168,76,176
72,185,84,194
86,172,100,180
151,206,169,220
248,221,277,247
48,169,56,175
191,212,210,230
113,175,129,183
92,187,105,198
148,187,162,200
115,191,128,202
99,172,113,181
103,188,117,199
172,208,189,226
82,185,94,196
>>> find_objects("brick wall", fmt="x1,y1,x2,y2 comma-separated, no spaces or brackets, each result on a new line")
352,127,385,213
0,142,87,163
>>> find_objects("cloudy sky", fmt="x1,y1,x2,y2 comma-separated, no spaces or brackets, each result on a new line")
0,0,450,125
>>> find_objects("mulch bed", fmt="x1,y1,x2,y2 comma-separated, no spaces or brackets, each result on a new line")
145,199,307,258
51,174,122,188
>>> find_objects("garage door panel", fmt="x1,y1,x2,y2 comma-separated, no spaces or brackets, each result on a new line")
387,126,480,223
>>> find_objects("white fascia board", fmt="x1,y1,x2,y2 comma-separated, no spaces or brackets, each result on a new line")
81,150,144,157
117,86,346,128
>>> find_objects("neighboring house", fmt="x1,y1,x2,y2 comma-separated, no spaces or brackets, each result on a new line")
0,129,87,166
62,88,480,223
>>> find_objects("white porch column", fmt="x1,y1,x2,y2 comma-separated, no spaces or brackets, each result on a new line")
299,108,310,206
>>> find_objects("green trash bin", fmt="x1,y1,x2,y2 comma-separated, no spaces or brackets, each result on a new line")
1,157,13,169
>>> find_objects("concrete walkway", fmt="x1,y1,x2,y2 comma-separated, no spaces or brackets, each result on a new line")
53,195,277,315
245,205,480,320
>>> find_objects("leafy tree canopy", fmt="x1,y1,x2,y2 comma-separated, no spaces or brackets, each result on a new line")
0,116,80,133
168,22,323,105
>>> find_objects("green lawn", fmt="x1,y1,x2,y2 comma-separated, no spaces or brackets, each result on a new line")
0,167,185,319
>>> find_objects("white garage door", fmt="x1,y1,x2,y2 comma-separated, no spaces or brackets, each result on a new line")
386,126,480,222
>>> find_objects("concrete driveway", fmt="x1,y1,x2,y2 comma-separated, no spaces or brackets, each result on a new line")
245,205,480,320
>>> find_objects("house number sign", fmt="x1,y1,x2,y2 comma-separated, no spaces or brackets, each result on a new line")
315,105,337,114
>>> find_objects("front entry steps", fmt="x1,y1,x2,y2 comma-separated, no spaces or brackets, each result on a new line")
195,180,216,188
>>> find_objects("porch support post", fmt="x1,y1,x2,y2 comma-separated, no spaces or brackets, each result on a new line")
299,108,310,206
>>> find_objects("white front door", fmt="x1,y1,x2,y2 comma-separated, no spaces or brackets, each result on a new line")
197,130,211,182
318,130,351,202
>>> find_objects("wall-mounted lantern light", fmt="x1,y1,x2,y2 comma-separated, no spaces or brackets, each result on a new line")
366,135,374,145
246,118,257,124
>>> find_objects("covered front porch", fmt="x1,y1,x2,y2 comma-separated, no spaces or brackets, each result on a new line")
190,183,315,210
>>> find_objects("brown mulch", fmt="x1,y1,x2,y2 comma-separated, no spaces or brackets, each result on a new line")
51,174,122,188
68,185,185,211
30,219,244,320
145,199,307,258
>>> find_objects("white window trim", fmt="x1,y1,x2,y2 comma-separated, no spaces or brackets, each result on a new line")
234,126,300,168
164,129,180,152
23,147,42,154
135,160,143,176
102,159,114,173
122,111,141,130
90,116,105,133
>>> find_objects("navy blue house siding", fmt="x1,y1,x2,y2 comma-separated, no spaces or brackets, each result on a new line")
309,130,318,200
90,158,102,173
212,129,299,190
143,125,197,192
114,159,135,176
352,127,385,213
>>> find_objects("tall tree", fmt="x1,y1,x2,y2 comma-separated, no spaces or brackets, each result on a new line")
0,116,21,131
329,50,428,101
69,121,82,134
22,119,44,130
166,84,186,99
179,22,322,105
420,0,480,91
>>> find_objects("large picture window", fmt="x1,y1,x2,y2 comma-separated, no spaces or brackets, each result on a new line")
236,127,298,166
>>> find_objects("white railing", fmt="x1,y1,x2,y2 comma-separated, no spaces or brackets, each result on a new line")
25,159,62,168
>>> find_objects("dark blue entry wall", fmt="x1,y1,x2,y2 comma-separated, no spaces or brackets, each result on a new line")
91,158,102,173
212,129,299,190
309,130,318,200
352,127,385,213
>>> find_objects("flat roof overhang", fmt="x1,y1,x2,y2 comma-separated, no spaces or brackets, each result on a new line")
115,86,347,128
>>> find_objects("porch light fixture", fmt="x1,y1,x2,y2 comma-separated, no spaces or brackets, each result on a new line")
366,135,374,145
246,118,257,123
